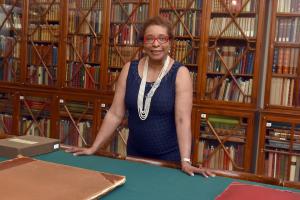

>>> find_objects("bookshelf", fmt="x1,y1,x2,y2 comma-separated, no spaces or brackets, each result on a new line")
0,90,14,135
58,95,101,147
105,0,150,91
258,112,300,183
199,0,265,108
157,0,203,92
192,106,254,172
264,0,300,111
0,1,22,83
26,0,60,87
19,94,52,137
0,0,283,175
64,0,104,90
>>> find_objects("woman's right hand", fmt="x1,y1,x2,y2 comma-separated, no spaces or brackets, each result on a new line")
65,146,97,156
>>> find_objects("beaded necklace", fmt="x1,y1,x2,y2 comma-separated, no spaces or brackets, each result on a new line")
137,55,170,120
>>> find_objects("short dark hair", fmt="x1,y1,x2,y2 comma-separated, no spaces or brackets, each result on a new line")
140,16,174,41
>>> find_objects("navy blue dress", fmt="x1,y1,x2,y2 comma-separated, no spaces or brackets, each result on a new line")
125,60,183,162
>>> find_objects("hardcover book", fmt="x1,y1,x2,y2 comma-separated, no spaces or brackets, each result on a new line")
0,157,125,200
0,135,60,158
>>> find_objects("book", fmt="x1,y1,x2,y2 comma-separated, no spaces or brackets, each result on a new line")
0,135,60,158
0,156,125,200
216,182,300,200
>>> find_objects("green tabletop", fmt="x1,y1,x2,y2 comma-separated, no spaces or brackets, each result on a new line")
32,150,300,200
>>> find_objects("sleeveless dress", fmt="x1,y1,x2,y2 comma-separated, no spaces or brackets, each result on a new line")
125,59,183,162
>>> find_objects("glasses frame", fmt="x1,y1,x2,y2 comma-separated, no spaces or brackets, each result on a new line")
143,35,170,44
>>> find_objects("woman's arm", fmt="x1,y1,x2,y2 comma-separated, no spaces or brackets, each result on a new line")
175,66,214,177
66,62,130,155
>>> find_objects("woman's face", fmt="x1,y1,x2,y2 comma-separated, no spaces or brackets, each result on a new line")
143,25,171,63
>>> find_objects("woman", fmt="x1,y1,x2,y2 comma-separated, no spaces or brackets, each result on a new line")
66,16,214,177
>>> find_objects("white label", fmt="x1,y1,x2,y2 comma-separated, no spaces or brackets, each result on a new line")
59,99,64,103
201,114,206,119
8,138,37,145
101,103,106,108
19,96,24,100
53,144,60,149
266,122,272,127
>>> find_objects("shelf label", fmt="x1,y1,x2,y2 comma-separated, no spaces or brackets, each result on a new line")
201,114,206,119
101,103,106,108
266,122,272,127
59,99,64,103
19,96,24,100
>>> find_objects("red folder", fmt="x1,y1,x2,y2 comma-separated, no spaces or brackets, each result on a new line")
216,182,300,200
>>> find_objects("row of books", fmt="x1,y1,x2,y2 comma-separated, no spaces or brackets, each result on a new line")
190,71,197,92
106,127,129,157
60,100,95,116
28,24,59,42
108,46,141,68
68,10,103,34
198,141,245,170
171,40,198,65
209,17,257,38
59,120,93,147
20,118,50,137
110,24,142,45
207,47,254,75
160,0,202,9
211,0,257,13
160,11,202,36
0,58,19,82
272,47,299,75
107,70,119,91
67,36,101,64
201,126,246,137
30,3,60,22
269,78,294,107
110,3,148,23
267,128,300,141
69,0,104,10
66,63,100,89
264,152,300,182
0,114,12,134
0,11,21,31
205,77,252,103
201,114,242,128
27,65,57,85
20,96,51,110
277,0,300,13
275,18,300,43
27,45,58,66
0,36,20,58
266,138,300,150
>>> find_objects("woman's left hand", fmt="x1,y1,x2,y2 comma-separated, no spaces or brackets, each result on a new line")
181,162,215,178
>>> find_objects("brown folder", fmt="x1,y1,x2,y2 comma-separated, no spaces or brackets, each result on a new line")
0,157,126,200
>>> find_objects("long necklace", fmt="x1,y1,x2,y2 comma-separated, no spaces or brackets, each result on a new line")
137,55,170,120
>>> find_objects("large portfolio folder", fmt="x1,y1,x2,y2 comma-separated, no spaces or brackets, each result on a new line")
0,156,126,200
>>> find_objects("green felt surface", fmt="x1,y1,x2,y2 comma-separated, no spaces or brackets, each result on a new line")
32,151,300,200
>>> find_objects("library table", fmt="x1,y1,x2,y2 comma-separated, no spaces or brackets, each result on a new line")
29,150,299,200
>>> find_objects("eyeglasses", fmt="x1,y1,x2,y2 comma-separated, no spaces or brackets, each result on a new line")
144,35,169,44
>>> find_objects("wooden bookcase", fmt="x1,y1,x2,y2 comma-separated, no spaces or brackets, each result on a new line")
198,0,265,109
264,0,300,112
258,112,300,183
192,106,255,172
0,0,276,174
